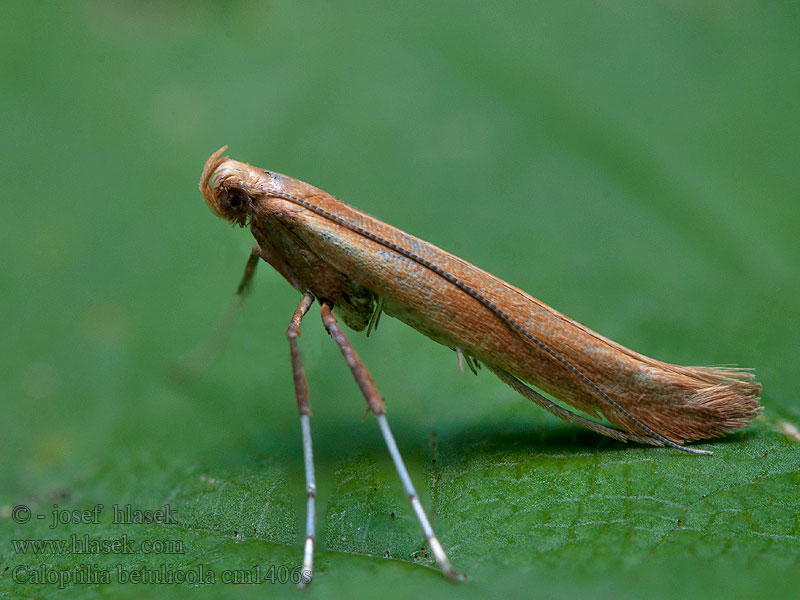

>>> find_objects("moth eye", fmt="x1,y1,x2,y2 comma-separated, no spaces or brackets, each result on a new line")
227,189,247,210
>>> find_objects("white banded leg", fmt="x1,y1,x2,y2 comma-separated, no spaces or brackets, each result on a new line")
320,303,463,581
286,292,316,587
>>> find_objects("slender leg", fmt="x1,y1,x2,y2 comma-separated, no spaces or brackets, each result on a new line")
172,248,261,380
489,366,659,445
286,292,316,587
320,303,463,581
236,247,261,296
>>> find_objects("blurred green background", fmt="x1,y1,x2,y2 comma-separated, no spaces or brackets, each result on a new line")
2,2,799,599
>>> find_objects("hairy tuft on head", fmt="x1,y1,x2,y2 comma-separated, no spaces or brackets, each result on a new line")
200,145,229,219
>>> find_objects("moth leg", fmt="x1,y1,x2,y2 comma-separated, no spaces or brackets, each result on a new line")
320,303,463,582
172,247,261,380
455,346,465,374
286,292,316,587
235,246,261,295
490,366,674,446
366,295,384,337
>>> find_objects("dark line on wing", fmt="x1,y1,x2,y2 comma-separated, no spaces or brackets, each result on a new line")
269,190,708,455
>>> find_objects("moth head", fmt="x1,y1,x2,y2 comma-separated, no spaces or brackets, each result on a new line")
200,146,258,228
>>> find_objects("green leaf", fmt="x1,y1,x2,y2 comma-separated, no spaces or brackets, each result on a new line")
2,2,798,599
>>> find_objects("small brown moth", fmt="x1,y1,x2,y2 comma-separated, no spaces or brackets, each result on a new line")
199,146,761,584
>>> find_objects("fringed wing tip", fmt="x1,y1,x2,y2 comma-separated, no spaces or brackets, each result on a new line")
650,365,762,443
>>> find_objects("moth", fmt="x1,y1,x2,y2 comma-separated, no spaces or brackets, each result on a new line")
199,146,761,584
